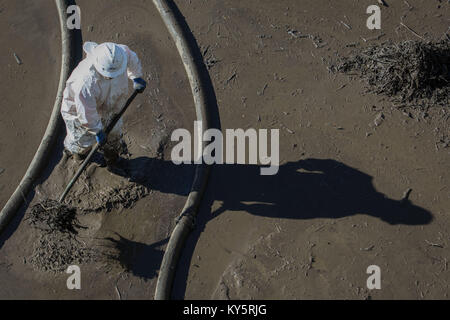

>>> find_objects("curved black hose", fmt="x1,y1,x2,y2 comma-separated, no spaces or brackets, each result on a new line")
152,0,213,300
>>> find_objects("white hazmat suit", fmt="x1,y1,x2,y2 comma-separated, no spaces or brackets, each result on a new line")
61,42,143,157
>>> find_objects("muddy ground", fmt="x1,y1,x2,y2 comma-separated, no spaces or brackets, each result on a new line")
0,0,195,299
172,0,449,300
1,0,449,299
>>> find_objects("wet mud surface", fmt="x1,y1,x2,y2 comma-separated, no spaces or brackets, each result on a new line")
0,0,195,299
0,0,449,300
173,0,449,300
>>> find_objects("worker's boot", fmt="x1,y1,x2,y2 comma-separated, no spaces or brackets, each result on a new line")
62,148,87,163
62,149,72,163
74,153,87,162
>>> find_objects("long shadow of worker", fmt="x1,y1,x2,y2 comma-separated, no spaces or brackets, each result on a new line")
110,155,433,296
123,157,433,225
167,158,433,298
206,158,432,224
112,156,195,197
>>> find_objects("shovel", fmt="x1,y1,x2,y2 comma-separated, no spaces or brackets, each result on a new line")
58,90,139,203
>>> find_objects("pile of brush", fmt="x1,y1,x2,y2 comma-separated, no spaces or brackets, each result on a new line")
27,200,97,272
27,199,79,234
338,40,450,108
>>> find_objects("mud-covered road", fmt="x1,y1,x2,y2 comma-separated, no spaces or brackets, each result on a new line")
1,0,449,299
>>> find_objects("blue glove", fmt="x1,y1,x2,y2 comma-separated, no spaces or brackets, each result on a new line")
95,130,106,146
133,77,147,93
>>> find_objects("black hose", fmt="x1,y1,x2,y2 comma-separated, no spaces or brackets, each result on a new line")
152,0,213,300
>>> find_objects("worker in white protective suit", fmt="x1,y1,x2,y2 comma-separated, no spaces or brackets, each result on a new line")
61,41,146,170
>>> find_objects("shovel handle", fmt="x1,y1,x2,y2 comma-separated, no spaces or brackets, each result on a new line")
105,90,139,135
59,90,139,203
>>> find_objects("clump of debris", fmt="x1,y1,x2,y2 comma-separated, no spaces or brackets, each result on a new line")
338,40,450,108
27,199,97,272
29,233,97,273
28,199,79,234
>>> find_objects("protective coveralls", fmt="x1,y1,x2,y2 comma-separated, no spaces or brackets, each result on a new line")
61,42,143,164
